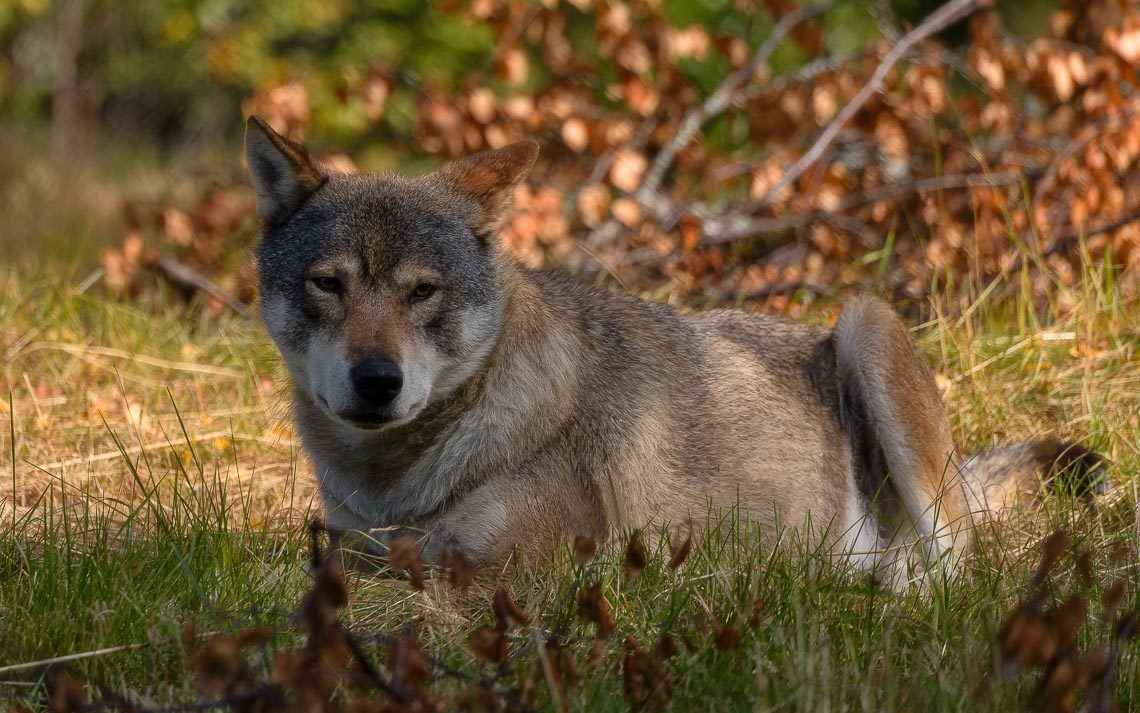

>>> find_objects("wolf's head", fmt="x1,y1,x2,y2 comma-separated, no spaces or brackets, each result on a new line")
245,116,537,431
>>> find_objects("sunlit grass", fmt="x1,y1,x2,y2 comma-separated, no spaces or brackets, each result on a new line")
0,254,1137,711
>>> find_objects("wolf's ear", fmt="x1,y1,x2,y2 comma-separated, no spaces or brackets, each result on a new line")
432,140,539,237
245,116,325,225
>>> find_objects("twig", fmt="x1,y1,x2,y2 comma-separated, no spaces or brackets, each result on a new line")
586,116,659,187
584,7,827,250
697,211,812,247
1048,208,1140,252
14,341,244,379
752,0,991,209
0,645,146,675
977,207,1140,298
533,629,569,713
698,170,1021,248
343,626,408,704
737,48,869,107
835,170,1022,213
740,280,831,302
150,253,250,318
635,3,828,205
1032,95,1140,213
84,683,285,713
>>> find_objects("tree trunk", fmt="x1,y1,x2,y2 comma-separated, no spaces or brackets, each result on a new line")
51,0,86,157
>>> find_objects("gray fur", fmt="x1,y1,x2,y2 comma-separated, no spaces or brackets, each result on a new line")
245,117,1106,583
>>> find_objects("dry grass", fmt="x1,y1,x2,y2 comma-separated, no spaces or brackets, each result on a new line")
1,252,1137,711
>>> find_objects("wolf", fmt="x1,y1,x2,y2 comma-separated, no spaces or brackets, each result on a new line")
245,115,1106,584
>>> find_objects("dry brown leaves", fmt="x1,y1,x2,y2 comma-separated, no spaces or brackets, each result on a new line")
387,536,426,591
27,522,1139,713
102,0,1140,317
622,530,648,580
576,582,616,640
988,530,1139,713
621,635,673,712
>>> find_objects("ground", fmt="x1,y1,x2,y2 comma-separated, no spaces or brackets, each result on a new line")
1,257,1138,711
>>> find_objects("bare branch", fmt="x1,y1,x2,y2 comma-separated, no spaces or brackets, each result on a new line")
700,170,1022,247
635,3,830,204
751,0,991,209
149,253,251,318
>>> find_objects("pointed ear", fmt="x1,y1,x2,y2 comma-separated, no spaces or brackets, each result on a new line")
432,140,539,236
244,116,325,225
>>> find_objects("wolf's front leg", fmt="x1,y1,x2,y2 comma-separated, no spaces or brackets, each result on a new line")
322,483,513,566
414,483,514,564
420,473,601,566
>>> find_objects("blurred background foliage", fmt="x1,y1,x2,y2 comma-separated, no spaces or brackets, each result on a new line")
2,0,1137,320
0,0,884,157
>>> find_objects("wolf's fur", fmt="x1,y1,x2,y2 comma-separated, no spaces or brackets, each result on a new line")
245,117,1106,583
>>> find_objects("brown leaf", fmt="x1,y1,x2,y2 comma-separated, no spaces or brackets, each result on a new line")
500,48,529,85
1075,644,1111,683
492,585,528,629
181,621,200,661
270,648,303,687
189,635,247,697
468,87,497,124
1034,531,1070,586
1049,595,1087,652
468,625,509,665
713,625,740,651
1103,579,1127,622
234,625,275,649
162,208,195,247
1115,610,1138,643
576,582,616,639
1104,17,1140,64
45,668,87,713
573,534,598,567
611,197,642,228
310,557,348,615
622,636,650,711
562,117,590,153
667,526,692,570
541,634,580,707
1075,551,1094,586
586,638,607,670
622,635,672,712
386,633,430,699
576,184,610,228
388,536,426,590
747,599,764,629
678,215,702,254
623,531,647,580
440,546,476,589
609,149,647,193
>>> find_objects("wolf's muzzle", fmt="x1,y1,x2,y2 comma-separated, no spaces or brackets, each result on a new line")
350,355,403,407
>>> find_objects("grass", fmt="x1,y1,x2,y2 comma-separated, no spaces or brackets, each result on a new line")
0,254,1137,711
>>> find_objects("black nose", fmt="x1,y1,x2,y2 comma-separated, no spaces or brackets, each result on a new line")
350,356,403,406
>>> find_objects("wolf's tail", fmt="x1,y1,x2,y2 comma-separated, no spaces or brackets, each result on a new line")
959,439,1109,517
834,296,1109,579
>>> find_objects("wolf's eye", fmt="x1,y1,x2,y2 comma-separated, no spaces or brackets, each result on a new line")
410,283,436,303
311,275,343,294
